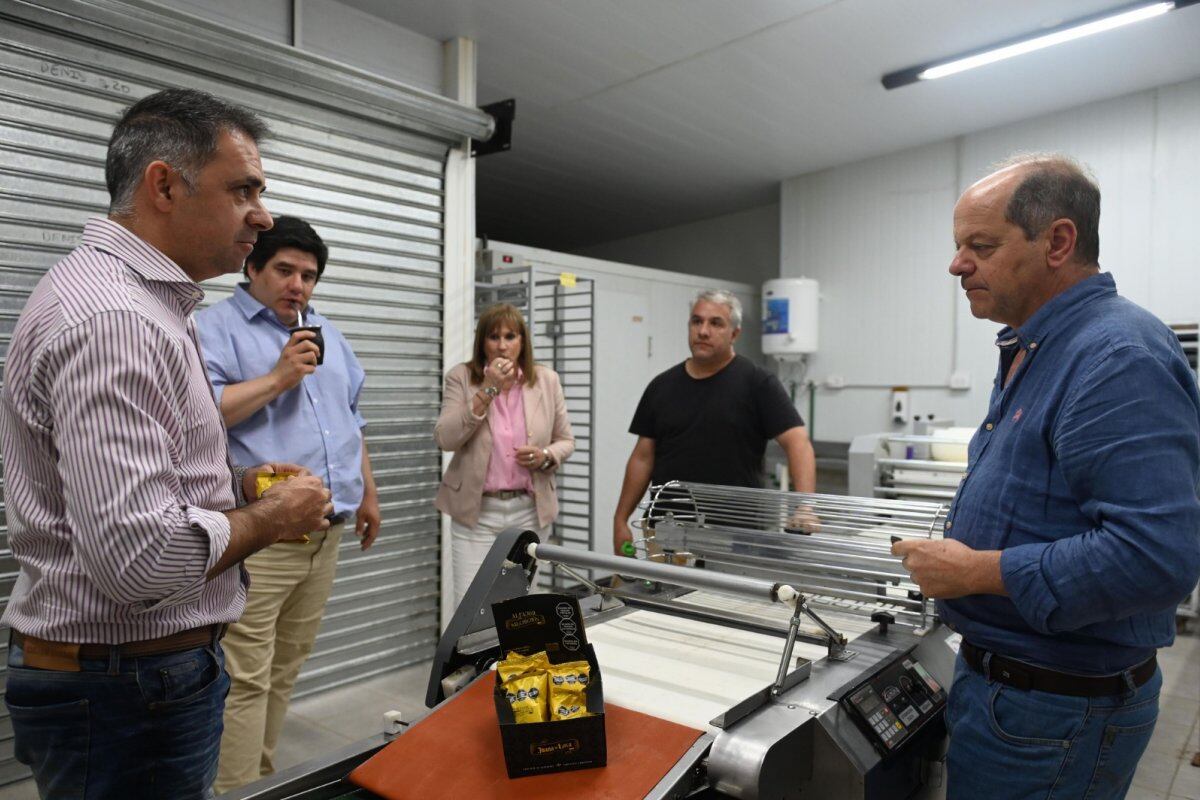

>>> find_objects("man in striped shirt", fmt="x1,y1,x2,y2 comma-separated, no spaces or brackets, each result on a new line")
0,89,333,799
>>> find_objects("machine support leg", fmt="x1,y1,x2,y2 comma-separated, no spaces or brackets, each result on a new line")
772,609,804,696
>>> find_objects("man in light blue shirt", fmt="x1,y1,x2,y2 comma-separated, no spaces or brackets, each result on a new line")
895,155,1200,799
196,216,381,792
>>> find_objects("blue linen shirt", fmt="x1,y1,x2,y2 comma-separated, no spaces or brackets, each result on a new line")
938,272,1200,674
196,285,367,517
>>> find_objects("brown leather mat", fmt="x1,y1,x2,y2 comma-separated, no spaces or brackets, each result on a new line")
349,676,704,799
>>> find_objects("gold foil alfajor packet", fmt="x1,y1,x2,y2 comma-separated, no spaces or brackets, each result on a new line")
255,472,294,498
497,650,550,683
503,672,548,724
551,692,588,720
548,660,591,720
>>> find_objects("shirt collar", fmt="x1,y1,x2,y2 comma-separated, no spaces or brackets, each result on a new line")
232,283,320,330
231,283,271,322
993,271,1115,349
82,217,204,307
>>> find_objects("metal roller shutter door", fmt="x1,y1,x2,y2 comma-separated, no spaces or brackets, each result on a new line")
0,0,488,783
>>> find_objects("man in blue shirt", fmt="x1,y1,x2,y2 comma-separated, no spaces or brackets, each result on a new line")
196,216,381,793
894,154,1200,800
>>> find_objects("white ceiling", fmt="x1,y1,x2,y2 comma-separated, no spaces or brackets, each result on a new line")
338,0,1200,251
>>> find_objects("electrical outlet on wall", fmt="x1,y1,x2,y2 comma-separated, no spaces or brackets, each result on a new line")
949,371,971,390
825,374,845,389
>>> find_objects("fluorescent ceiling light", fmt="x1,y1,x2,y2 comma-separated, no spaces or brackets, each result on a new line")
882,0,1195,90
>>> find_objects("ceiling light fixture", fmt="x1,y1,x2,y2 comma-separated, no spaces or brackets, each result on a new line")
881,0,1197,90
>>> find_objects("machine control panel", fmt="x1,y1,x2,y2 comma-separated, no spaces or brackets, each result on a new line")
841,654,946,755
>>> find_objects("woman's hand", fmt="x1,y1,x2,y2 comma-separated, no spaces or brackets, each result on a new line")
485,357,518,392
514,445,548,471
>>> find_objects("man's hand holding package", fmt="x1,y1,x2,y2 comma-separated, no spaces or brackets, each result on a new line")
891,537,1006,599
249,463,333,543
243,462,311,502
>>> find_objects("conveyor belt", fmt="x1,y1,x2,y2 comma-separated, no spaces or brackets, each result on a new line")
587,591,879,731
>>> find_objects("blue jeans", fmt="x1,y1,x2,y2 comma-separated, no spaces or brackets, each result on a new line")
6,640,229,799
946,652,1160,800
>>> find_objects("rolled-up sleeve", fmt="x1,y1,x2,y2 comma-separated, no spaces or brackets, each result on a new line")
1002,344,1200,634
347,344,368,429
50,312,231,610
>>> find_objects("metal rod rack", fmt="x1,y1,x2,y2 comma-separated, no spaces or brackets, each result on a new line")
633,482,947,631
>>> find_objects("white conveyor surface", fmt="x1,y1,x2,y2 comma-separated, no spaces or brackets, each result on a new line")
586,591,875,732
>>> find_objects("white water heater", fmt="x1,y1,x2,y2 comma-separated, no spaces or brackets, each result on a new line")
762,278,818,358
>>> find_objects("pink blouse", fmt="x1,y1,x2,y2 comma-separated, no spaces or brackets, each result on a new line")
482,377,534,494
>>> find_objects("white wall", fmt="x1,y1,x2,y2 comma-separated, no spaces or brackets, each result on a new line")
152,0,292,42
781,77,1200,443
576,203,780,289
151,0,443,94
300,0,443,95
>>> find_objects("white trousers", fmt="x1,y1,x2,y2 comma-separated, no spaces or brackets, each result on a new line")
451,494,548,607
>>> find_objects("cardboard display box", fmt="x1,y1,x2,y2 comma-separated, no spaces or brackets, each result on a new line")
492,594,607,779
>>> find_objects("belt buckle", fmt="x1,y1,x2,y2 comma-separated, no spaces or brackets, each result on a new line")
994,661,1033,691
22,639,83,672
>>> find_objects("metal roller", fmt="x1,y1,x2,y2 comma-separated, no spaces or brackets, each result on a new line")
525,541,797,606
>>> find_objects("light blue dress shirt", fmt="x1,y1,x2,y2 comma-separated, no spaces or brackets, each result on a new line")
196,284,367,517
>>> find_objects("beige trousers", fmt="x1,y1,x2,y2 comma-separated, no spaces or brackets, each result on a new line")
214,522,345,794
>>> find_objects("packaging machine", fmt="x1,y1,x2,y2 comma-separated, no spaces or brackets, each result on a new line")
225,485,956,800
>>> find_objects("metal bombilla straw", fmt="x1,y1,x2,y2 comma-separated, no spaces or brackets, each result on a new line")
294,301,304,328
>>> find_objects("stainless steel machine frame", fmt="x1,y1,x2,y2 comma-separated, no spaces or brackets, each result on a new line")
227,486,956,800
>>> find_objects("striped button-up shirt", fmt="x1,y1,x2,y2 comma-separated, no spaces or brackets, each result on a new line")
0,218,247,643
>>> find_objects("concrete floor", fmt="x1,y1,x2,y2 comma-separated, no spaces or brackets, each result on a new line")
0,632,1197,798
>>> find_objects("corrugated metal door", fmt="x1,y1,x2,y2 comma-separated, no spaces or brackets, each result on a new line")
0,0,487,783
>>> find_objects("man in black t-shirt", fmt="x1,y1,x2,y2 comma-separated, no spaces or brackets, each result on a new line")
612,289,816,554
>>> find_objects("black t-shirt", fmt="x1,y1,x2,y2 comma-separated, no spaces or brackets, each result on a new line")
629,355,805,488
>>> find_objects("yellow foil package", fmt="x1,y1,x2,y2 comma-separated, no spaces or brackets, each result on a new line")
497,650,550,683
503,672,548,724
254,472,293,498
548,660,591,721
551,691,588,720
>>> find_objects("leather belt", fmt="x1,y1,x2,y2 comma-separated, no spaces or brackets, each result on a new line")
13,624,225,671
960,640,1157,697
482,490,527,500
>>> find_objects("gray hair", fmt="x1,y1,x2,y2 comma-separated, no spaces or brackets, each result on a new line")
692,289,742,329
106,88,270,217
989,152,1101,266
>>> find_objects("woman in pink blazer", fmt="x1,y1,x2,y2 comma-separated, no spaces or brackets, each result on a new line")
434,304,575,604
